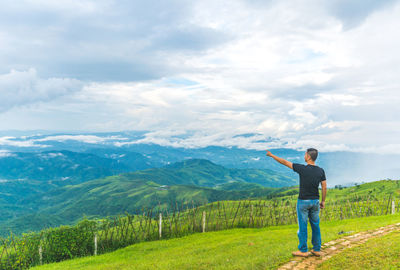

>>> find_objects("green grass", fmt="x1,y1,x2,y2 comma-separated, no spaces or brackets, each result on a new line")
4,180,399,269
32,213,400,270
318,230,400,270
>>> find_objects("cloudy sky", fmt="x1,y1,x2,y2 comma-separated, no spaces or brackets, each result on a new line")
0,0,399,152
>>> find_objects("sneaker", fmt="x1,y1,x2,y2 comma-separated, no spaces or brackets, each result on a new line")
292,250,310,257
311,250,322,257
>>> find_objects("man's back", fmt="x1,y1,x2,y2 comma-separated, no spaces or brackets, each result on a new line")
293,163,326,200
266,148,327,256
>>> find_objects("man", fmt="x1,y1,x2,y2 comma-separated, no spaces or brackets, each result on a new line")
266,148,327,257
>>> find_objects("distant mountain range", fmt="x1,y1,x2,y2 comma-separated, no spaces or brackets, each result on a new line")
1,131,399,185
0,131,399,235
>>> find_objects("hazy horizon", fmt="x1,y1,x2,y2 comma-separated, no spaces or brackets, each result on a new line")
0,130,399,185
0,129,399,154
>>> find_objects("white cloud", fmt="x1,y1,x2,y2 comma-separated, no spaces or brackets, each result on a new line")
0,69,83,112
0,134,129,147
36,135,129,144
0,136,43,147
0,150,16,157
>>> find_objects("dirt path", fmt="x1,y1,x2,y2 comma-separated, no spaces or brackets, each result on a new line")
277,222,400,270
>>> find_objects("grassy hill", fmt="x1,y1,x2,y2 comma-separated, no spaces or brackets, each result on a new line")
270,179,400,201
325,179,400,200
2,179,400,269
31,214,400,270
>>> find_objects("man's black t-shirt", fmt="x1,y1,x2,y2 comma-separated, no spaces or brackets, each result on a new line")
293,163,326,200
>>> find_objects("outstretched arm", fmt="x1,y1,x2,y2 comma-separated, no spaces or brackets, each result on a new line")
266,150,293,169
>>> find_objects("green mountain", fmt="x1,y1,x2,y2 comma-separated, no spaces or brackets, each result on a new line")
124,158,296,188
0,149,158,222
0,158,295,235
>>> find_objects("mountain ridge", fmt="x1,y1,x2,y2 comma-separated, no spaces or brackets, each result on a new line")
0,158,296,235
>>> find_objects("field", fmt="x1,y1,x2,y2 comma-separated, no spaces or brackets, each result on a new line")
31,214,400,270
1,179,400,269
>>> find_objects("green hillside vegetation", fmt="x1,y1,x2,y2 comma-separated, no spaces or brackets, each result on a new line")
1,179,399,269
126,158,296,188
0,149,154,227
31,214,400,270
0,159,295,236
0,179,60,223
3,173,399,238
0,179,285,236
271,179,400,201
214,181,264,191
325,179,400,200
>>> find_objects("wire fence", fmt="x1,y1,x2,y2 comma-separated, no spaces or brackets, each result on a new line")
0,195,398,269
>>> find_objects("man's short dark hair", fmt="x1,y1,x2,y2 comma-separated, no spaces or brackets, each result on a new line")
307,148,318,161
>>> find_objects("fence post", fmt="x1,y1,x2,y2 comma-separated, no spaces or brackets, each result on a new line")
94,233,98,256
39,245,43,265
392,200,396,214
250,204,254,227
202,211,206,233
159,213,162,238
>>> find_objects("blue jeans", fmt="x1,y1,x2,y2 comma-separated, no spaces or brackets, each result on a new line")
296,199,321,252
